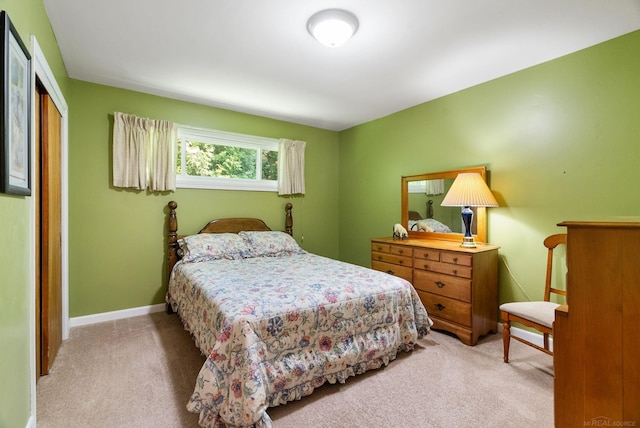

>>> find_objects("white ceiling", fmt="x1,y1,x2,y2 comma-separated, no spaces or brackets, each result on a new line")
43,0,640,131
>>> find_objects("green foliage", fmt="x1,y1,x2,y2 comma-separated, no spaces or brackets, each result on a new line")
176,139,182,174
177,139,278,180
262,150,278,181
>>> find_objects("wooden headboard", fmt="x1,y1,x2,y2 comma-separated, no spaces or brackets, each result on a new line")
166,201,293,278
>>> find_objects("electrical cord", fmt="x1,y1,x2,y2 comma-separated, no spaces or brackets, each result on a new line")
499,254,533,302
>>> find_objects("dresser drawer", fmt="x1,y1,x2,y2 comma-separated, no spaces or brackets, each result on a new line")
371,242,390,253
371,251,413,268
371,260,413,283
390,245,412,258
413,269,471,303
441,252,472,267
413,258,472,279
418,291,471,327
413,248,441,262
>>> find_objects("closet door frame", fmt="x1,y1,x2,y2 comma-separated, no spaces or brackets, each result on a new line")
29,35,68,425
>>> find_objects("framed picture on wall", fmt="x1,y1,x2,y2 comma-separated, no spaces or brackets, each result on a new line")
1,11,31,196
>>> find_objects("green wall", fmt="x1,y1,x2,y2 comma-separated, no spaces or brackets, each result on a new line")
339,30,640,306
0,196,31,428
68,80,340,317
0,0,68,426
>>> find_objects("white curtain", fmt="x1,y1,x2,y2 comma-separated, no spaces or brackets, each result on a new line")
278,139,306,195
426,179,444,196
113,112,177,191
149,119,177,191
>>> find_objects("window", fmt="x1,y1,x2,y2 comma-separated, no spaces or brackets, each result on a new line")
176,125,279,191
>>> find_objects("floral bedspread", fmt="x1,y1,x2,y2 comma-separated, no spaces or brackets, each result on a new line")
167,253,432,428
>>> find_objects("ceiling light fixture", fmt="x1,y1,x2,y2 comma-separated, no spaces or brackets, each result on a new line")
307,9,359,48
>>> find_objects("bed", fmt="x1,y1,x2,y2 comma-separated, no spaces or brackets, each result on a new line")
165,201,432,428
408,199,454,234
408,217,453,233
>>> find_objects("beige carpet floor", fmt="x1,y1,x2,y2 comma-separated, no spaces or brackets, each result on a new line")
36,312,554,428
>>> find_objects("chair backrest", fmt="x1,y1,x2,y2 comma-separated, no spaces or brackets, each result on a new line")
543,233,567,302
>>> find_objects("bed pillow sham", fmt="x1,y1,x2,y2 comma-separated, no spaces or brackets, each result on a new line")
239,231,306,257
179,233,253,263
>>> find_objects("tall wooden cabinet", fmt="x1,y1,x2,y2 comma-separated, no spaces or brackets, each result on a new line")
371,237,499,345
554,222,640,427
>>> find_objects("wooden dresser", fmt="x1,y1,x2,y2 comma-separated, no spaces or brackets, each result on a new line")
371,237,499,345
554,222,640,427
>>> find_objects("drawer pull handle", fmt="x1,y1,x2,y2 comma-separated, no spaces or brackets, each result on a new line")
435,281,445,288
398,260,404,264
423,264,429,270
398,249,403,254
423,253,429,258
377,256,382,260
435,303,446,311
386,269,395,275
452,269,458,275
452,257,458,263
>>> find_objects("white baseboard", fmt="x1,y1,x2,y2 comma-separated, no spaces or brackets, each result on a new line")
69,303,166,328
497,323,553,351
25,415,35,428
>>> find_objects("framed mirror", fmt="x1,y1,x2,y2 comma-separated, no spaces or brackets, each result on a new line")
401,166,488,243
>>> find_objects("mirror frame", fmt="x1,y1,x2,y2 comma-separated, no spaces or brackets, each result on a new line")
401,166,488,243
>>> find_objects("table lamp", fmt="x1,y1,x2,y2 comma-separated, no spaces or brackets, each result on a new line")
441,172,498,248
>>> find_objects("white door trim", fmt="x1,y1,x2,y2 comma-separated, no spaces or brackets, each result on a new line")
29,35,69,428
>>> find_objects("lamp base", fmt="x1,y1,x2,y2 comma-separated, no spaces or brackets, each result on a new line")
460,236,477,248
460,206,476,248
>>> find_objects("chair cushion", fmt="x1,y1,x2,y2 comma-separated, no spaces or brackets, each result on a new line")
499,301,561,328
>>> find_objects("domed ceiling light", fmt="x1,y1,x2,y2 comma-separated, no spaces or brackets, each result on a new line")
307,9,359,48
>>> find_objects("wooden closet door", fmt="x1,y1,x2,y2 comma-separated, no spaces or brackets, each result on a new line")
35,85,41,378
40,92,62,375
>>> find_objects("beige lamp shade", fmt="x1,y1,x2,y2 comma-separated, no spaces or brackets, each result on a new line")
441,173,498,207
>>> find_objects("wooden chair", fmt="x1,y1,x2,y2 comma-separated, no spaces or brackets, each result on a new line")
499,233,567,363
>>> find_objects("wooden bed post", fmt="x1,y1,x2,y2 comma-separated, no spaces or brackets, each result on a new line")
285,203,293,236
166,201,179,314
167,201,179,279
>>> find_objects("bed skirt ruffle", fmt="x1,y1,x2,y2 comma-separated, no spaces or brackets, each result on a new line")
189,343,418,428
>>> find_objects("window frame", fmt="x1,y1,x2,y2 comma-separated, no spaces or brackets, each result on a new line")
176,125,279,192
